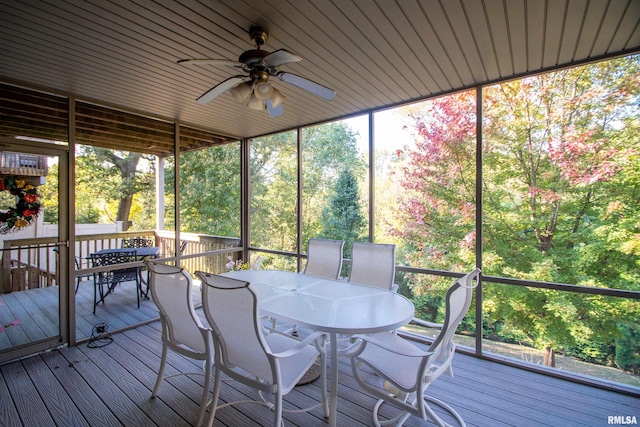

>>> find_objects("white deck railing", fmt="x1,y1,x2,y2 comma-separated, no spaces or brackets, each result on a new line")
0,230,241,292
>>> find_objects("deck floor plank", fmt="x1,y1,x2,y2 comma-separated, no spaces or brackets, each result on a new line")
120,324,278,427
21,354,90,426
0,281,163,351
0,361,21,426
0,293,39,346
13,289,58,337
56,344,157,427
435,362,594,425
72,336,191,427
1,291,639,426
40,346,125,427
1,358,55,426
447,350,640,415
1,324,639,427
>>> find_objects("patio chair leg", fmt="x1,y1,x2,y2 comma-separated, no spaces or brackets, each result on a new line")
93,280,104,314
136,278,140,308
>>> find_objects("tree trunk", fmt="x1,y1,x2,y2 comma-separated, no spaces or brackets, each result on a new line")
90,148,143,231
116,195,133,231
544,346,556,367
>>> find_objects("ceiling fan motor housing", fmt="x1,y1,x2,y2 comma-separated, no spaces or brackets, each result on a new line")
240,26,275,72
239,49,270,67
249,25,268,46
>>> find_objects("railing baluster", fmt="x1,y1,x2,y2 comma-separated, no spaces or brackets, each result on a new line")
0,231,241,294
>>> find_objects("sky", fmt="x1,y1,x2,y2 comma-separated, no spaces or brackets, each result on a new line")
342,109,415,154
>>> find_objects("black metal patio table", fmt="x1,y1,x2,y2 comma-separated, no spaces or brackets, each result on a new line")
91,247,160,311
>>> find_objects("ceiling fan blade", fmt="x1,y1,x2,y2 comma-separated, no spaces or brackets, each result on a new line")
277,72,335,101
266,99,284,117
196,76,246,105
178,58,244,68
263,49,302,67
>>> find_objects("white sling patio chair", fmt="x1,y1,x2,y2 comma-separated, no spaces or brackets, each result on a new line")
280,238,345,335
348,242,398,292
197,272,329,427
303,238,344,279
345,268,481,427
146,261,215,427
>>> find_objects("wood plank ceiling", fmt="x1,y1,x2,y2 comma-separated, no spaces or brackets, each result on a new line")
1,0,639,154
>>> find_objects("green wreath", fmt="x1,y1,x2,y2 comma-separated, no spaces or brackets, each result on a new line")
0,176,41,234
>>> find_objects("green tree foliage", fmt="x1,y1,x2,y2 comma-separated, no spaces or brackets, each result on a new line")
250,122,364,264
482,56,640,366
393,55,640,368
39,160,102,224
319,169,366,256
39,162,60,224
616,323,640,374
175,144,241,237
250,131,298,255
40,149,150,226
302,122,364,252
75,146,155,230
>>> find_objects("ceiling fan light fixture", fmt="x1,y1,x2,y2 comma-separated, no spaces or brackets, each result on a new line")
247,93,265,110
182,25,336,117
254,81,274,100
270,88,285,108
229,82,252,103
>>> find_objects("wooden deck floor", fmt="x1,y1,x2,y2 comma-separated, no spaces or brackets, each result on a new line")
1,275,198,349
1,318,639,427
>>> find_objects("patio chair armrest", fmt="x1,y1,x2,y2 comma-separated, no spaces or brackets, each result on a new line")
74,255,93,269
348,332,432,358
269,331,326,359
411,317,443,329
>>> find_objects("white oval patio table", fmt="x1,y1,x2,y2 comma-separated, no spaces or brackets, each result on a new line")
221,269,415,427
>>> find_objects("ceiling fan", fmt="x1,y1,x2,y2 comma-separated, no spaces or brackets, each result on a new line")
178,25,335,117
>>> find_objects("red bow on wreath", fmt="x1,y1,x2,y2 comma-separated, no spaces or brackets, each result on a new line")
0,176,41,234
